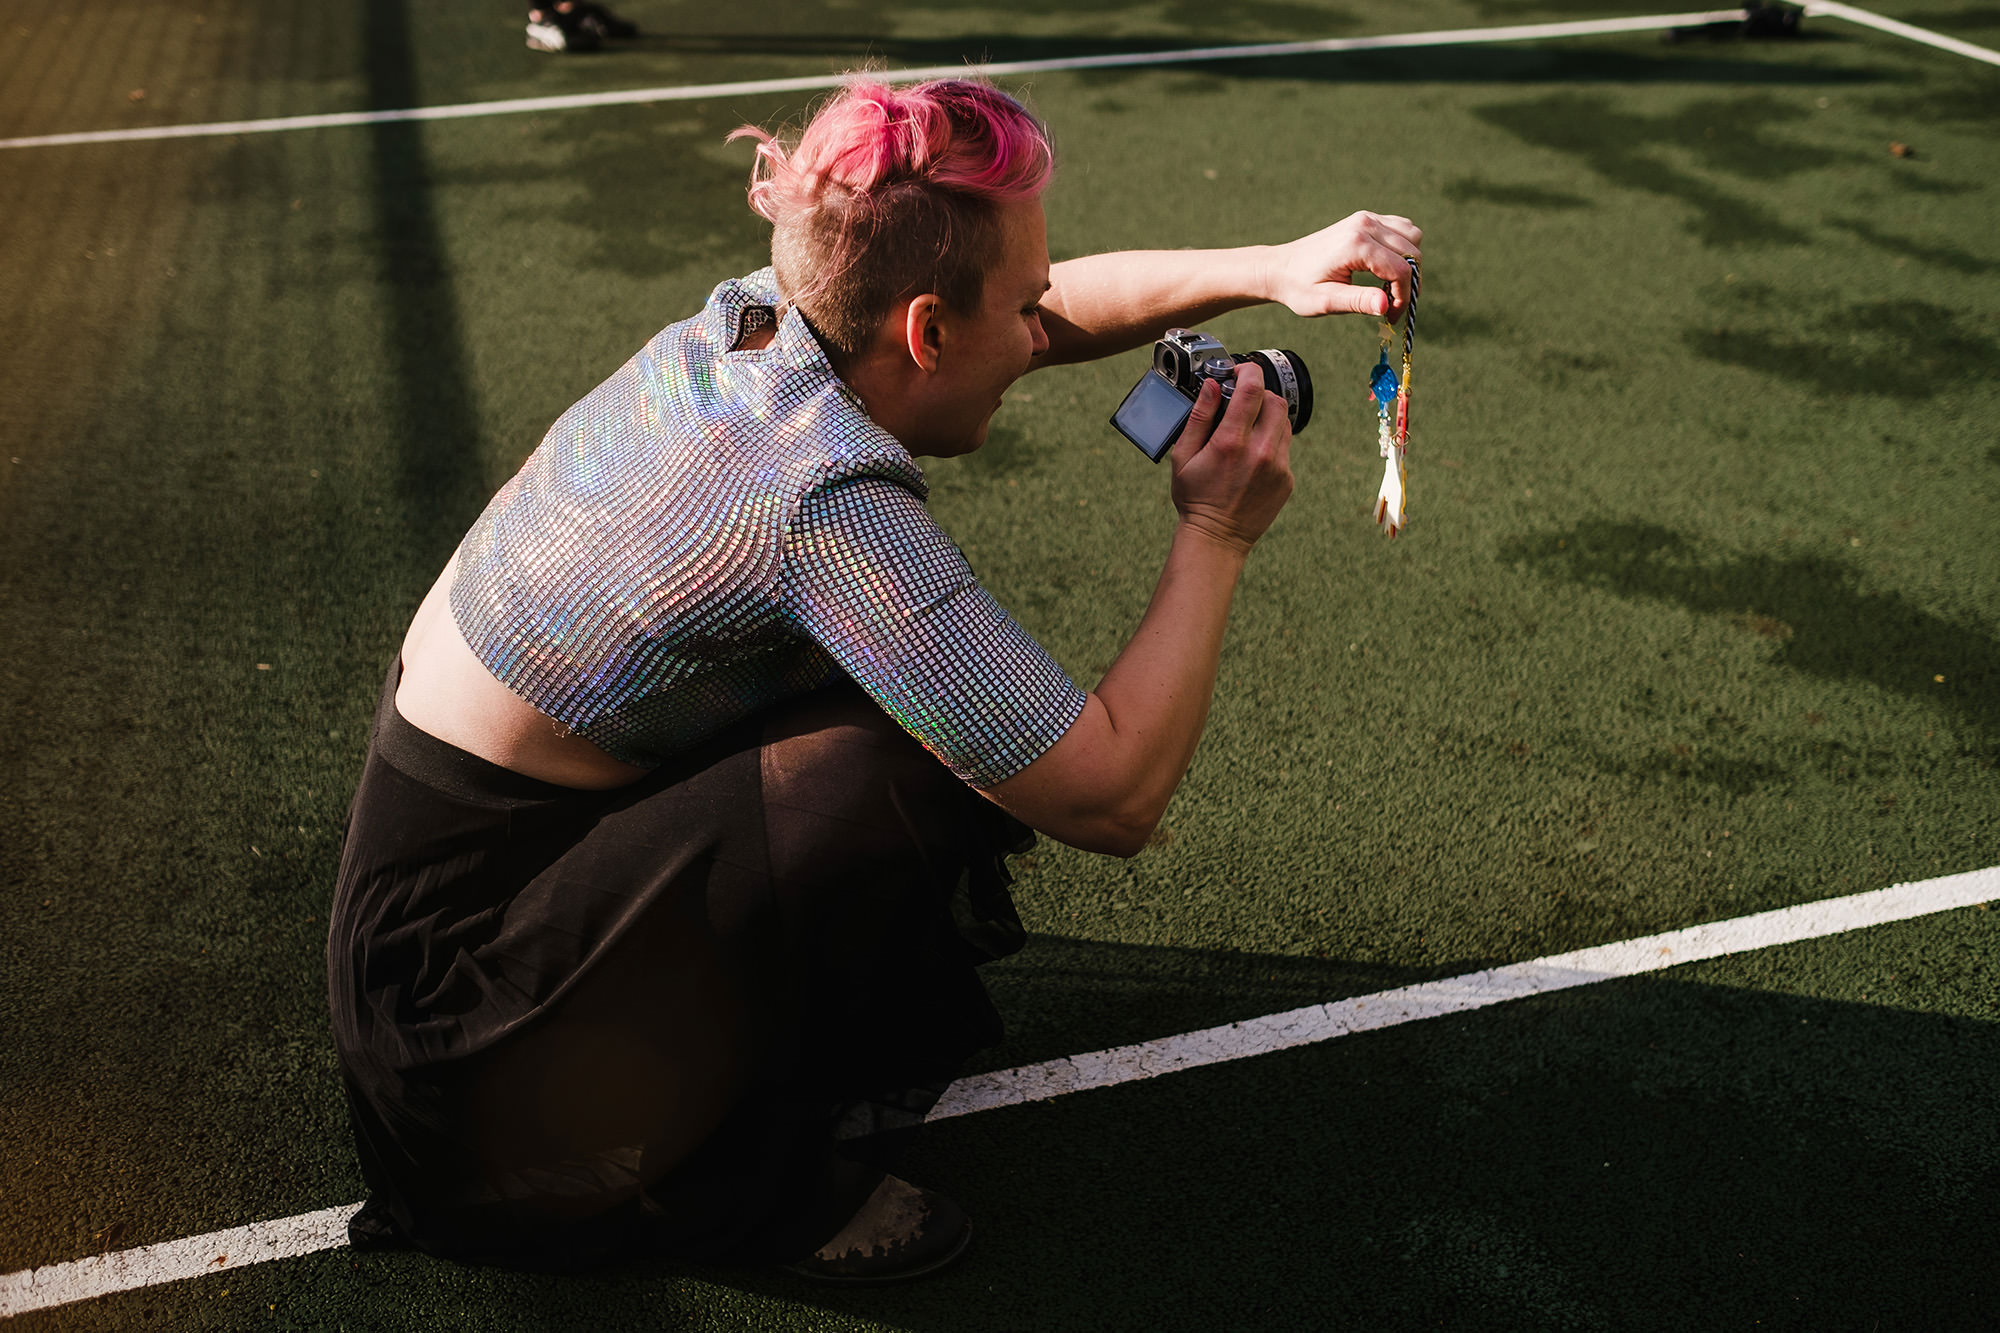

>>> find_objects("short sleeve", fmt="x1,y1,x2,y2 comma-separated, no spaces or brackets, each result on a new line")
782,476,1087,788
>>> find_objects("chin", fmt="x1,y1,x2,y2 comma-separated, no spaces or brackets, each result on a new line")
907,432,983,461
943,421,992,458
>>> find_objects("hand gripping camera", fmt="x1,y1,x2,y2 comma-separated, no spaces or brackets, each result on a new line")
1110,328,1314,462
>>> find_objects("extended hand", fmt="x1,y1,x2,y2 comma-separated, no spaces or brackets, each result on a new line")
1263,210,1423,322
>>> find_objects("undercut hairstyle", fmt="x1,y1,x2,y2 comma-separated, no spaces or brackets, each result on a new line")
729,78,1055,360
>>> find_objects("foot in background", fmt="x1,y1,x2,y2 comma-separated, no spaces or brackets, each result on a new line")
525,7,595,52
526,2,638,52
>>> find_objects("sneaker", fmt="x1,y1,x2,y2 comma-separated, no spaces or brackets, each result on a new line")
783,1175,973,1285
525,10,600,52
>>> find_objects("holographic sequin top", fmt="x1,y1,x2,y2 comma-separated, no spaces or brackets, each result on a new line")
448,268,1086,789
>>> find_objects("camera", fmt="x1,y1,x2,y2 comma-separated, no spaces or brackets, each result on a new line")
1110,328,1314,462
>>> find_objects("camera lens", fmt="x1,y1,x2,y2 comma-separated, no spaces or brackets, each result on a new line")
1238,350,1314,434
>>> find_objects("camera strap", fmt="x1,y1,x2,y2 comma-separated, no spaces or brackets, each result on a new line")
1370,256,1420,538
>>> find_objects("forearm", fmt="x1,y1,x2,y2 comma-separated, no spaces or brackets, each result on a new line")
985,521,1246,855
984,366,1294,856
1034,211,1426,369
1036,247,1275,367
1090,521,1248,834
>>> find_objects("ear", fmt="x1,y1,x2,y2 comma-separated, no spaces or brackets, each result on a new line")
902,293,945,373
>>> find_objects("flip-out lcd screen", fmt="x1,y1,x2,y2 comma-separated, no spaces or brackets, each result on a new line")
1111,370,1194,462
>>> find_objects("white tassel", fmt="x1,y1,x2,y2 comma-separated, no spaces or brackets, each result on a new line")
1373,411,1405,537
1374,450,1406,538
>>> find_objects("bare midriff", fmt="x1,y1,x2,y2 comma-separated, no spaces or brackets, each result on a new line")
397,326,786,791
394,556,653,791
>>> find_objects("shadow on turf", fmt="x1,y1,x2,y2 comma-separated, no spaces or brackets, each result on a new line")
1825,216,1998,276
1864,75,2000,129
1686,296,1999,398
299,921,2000,1328
361,0,495,560
1684,267,1999,397
1474,89,1890,248
590,966,1999,1331
60,926,2000,1327
1500,519,2000,750
1444,177,1596,210
973,932,1467,1071
427,114,770,282
605,26,1883,91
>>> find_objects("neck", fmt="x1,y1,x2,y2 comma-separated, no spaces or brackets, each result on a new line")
797,297,957,457
794,312,913,447
823,313,944,453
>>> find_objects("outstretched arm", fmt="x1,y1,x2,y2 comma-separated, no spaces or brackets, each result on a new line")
981,365,1295,856
1032,210,1424,368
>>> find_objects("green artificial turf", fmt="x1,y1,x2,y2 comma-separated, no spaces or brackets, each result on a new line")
2,1,1996,1328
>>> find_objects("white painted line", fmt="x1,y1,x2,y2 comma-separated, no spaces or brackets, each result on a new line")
0,11,1753,151
1804,1,2000,68
928,865,2000,1117
0,1204,360,1318
3,865,1992,1317
12,4,1990,157
10,2,1990,157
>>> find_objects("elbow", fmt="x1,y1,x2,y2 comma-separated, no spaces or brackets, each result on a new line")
1072,806,1161,859
1033,809,1153,859
1063,828,1149,859
1105,832,1151,860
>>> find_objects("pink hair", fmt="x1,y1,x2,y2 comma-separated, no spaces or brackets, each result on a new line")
728,79,1054,357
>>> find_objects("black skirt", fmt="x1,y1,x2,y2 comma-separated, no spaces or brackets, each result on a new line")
326,663,1031,1270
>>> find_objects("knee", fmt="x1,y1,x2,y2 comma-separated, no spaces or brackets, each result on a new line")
762,685,961,808
758,685,979,876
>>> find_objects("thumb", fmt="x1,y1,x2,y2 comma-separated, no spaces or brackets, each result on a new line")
1310,283,1393,318
1170,378,1223,472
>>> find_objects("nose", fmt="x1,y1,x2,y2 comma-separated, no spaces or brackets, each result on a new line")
1029,310,1050,358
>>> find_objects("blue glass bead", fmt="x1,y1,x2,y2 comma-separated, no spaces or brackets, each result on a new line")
1370,361,1400,409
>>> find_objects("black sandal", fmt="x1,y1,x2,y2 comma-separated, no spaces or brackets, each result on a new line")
783,1176,972,1284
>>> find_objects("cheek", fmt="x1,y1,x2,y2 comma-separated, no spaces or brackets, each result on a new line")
1011,323,1038,372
